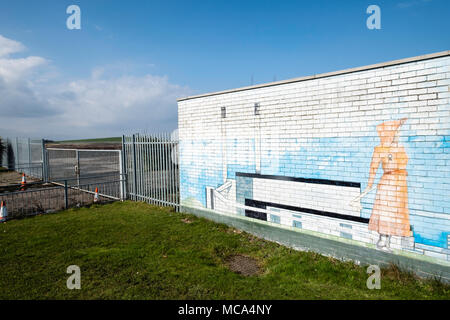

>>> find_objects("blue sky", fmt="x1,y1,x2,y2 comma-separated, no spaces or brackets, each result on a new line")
0,0,449,139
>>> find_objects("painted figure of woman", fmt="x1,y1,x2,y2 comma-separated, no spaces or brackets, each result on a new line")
360,118,412,251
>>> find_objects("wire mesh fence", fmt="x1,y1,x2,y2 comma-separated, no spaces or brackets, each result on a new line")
122,133,179,209
46,148,76,181
0,177,124,220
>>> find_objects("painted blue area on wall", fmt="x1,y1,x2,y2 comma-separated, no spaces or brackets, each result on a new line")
179,140,224,207
414,232,450,249
440,136,450,149
235,175,253,216
227,164,256,179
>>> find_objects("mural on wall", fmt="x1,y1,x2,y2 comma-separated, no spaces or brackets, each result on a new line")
178,54,450,263
352,118,411,252
179,114,450,261
191,117,420,253
369,118,411,250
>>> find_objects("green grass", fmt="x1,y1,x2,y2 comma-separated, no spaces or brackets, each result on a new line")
0,201,448,299
53,137,121,144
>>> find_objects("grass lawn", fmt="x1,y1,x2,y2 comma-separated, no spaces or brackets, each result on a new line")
0,201,448,299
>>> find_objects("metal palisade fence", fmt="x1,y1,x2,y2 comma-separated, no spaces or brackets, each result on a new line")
122,133,179,210
0,137,45,179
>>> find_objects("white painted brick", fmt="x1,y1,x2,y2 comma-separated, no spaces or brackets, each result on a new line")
400,71,416,78
419,93,438,100
178,54,450,265
428,73,446,81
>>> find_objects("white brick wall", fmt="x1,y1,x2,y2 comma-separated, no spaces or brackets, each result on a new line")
252,178,360,217
178,53,450,262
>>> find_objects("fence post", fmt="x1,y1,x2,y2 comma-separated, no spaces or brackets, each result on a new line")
119,147,125,201
41,139,47,182
132,134,137,201
75,150,80,186
176,140,180,212
27,138,31,176
6,137,11,169
121,135,127,201
64,180,68,209
15,137,19,171
0,137,4,168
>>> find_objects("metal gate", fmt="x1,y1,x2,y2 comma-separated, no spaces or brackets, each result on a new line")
46,148,124,199
46,148,122,183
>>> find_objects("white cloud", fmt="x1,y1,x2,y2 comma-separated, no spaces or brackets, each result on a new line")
0,56,47,83
0,34,191,139
0,35,50,119
49,74,190,134
0,35,25,58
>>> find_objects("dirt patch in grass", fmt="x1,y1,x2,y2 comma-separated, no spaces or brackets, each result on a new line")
226,254,261,276
181,218,192,224
382,263,418,283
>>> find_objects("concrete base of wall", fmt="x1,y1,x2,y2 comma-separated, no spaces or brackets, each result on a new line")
181,205,450,284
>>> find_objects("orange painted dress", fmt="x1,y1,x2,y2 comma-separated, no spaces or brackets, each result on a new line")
368,146,411,237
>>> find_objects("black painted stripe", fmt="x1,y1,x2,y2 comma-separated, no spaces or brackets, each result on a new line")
244,198,267,221
236,172,361,188
210,188,214,210
245,198,369,224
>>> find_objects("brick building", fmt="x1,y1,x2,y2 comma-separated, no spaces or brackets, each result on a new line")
177,51,450,280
